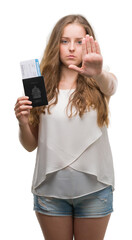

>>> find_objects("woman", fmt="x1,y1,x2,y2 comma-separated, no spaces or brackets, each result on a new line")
14,14,118,240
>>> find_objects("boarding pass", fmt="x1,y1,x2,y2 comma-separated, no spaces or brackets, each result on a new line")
20,59,41,79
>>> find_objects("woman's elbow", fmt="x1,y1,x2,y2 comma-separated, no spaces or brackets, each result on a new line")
105,76,118,96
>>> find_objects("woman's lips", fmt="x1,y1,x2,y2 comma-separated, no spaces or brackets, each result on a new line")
67,55,76,59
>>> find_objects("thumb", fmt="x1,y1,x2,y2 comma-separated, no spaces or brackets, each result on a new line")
68,64,82,73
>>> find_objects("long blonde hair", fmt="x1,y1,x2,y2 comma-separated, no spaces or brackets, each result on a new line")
29,14,110,128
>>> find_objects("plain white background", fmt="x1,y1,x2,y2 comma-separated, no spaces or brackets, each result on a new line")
0,0,132,239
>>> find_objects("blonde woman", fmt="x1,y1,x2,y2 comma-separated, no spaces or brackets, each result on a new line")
14,15,118,240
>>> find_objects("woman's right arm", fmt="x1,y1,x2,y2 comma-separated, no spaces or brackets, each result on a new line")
14,96,38,152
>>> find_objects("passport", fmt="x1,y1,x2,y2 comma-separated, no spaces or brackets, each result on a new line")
20,59,48,107
22,76,48,107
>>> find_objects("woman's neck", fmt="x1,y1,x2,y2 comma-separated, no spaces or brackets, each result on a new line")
59,65,78,89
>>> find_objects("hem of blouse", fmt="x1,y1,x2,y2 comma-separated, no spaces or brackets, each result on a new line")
68,168,115,192
31,185,113,199
32,169,115,194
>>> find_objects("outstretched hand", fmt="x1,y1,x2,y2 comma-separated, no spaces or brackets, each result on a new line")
68,35,103,78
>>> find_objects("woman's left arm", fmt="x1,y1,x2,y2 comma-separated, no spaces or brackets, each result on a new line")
93,70,118,96
68,35,118,97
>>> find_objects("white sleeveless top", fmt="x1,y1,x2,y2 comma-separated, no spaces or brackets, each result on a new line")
31,89,115,199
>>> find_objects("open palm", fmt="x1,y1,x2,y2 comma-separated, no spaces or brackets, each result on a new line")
68,35,103,77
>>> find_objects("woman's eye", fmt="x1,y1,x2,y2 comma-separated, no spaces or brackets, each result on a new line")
77,40,82,45
61,40,68,44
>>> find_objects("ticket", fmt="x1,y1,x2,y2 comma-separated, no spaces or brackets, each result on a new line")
20,59,41,79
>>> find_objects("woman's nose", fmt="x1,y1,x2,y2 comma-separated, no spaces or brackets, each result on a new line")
69,42,75,51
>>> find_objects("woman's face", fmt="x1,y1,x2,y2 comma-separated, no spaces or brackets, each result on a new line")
59,23,86,67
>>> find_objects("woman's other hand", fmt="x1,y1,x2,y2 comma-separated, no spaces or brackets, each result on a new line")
14,96,32,126
68,35,103,78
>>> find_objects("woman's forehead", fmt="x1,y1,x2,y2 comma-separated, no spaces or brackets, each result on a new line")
61,23,86,38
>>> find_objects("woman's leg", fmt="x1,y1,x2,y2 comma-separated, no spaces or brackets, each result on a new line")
35,211,74,240
74,214,111,240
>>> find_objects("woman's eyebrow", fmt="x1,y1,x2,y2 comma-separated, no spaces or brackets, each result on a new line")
61,37,83,39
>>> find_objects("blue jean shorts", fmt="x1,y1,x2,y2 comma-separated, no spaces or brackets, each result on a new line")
33,185,113,218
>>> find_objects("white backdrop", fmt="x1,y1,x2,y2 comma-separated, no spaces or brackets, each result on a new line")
0,0,132,239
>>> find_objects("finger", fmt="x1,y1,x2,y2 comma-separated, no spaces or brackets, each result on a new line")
18,100,32,106
82,38,87,58
68,65,83,74
14,100,32,110
90,36,96,53
86,35,91,54
15,105,32,114
95,40,101,54
16,96,29,104
16,111,30,119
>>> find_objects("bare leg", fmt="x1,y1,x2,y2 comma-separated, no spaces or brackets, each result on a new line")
74,214,111,240
35,211,74,240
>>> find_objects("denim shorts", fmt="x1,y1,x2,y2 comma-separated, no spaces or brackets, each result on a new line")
33,185,113,218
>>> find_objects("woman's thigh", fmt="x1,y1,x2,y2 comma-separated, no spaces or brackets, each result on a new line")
74,214,111,240
35,212,74,240
33,194,74,239
73,186,113,240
